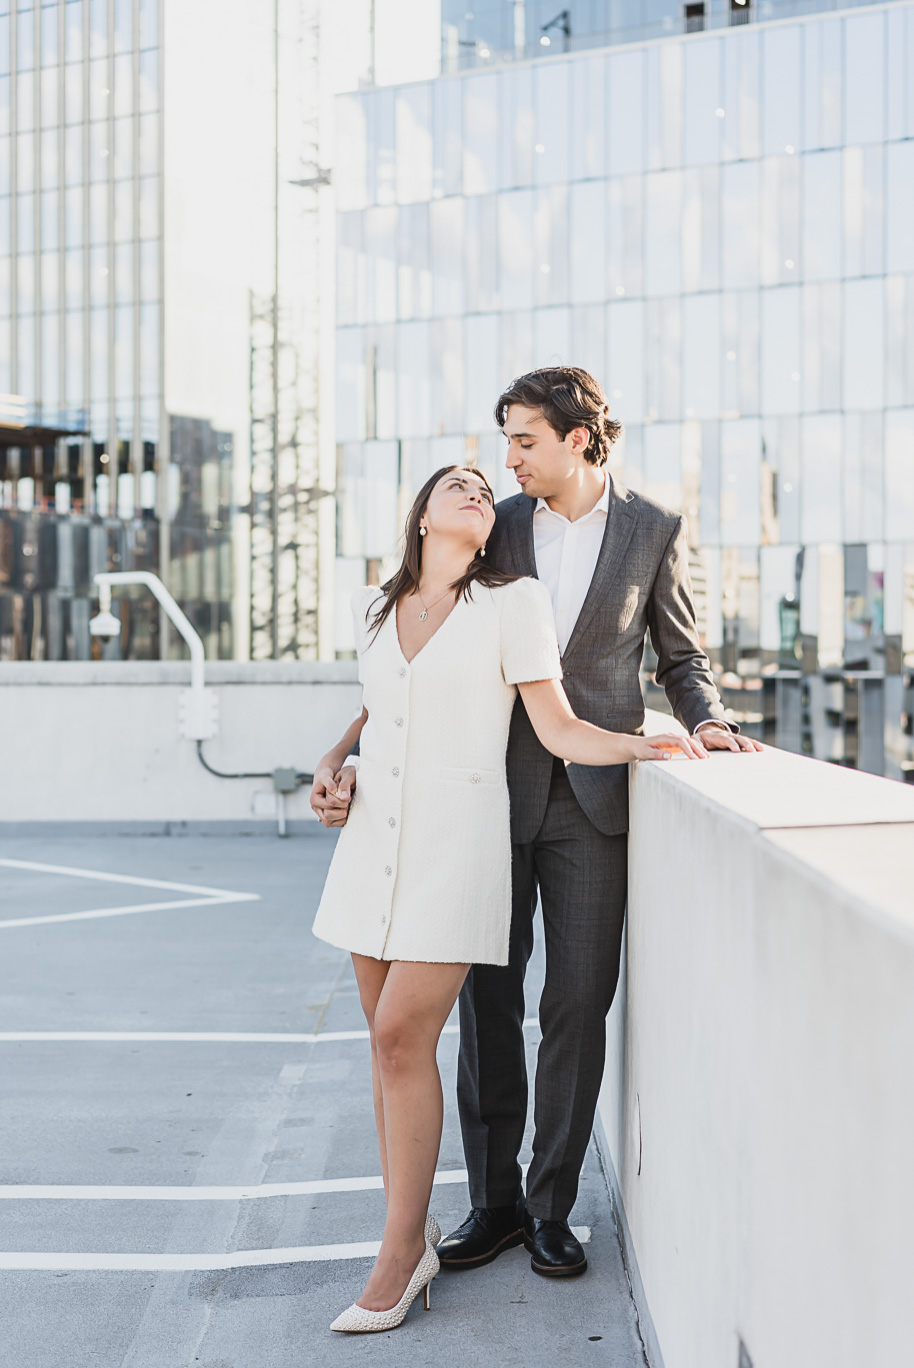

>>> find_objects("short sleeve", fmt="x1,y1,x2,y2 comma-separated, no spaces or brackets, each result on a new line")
350,586,384,661
498,578,562,686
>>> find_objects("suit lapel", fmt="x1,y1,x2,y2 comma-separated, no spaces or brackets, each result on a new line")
562,480,639,661
503,495,537,578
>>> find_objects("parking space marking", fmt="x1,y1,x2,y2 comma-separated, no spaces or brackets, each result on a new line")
0,1170,472,1200
0,1020,539,1043
0,858,260,931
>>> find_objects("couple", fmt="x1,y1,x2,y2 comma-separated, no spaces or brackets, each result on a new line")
309,366,759,1334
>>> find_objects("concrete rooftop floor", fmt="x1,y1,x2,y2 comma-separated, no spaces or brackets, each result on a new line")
0,831,647,1368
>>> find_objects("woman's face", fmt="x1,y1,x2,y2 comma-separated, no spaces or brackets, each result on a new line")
420,469,496,549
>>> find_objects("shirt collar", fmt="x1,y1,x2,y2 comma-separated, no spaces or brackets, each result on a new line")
534,471,610,523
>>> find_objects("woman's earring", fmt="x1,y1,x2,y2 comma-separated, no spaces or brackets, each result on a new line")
419,527,427,537
479,547,486,557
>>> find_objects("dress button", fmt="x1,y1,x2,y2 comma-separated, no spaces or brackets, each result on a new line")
395,717,404,727
392,767,400,777
388,817,396,827
470,773,481,784
381,914,388,925
398,667,406,677
385,866,392,876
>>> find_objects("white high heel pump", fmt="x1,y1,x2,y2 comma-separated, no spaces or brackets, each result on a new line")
425,1213,441,1246
330,1237,440,1334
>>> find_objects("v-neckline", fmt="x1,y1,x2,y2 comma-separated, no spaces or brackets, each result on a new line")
394,592,462,666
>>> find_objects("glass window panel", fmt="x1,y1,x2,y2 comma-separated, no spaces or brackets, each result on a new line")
606,175,642,299
138,174,156,238
40,66,57,126
886,6,913,142
399,201,432,319
396,319,430,439
0,314,9,393
139,237,156,301
802,18,842,151
336,210,363,326
533,305,570,368
89,57,108,121
607,50,644,176
64,123,82,185
430,316,464,435
113,52,131,118
89,180,106,241
533,62,569,187
760,155,799,288
533,183,568,307
40,248,57,312
759,545,801,649
366,324,396,439
0,136,6,200
89,304,106,399
802,151,841,280
17,314,34,398
114,239,131,304
114,0,131,53
139,0,156,51
366,88,395,207
497,188,533,311
17,69,34,131
89,0,106,57
721,30,759,163
462,74,496,195
0,192,8,252
17,189,34,247
138,48,156,113
606,299,644,420
89,242,106,306
65,310,83,402
761,27,801,157
41,3,57,65
499,308,535,381
114,300,131,398
335,94,368,212
844,13,885,147
16,129,34,190
138,300,157,395
364,204,397,324
682,293,721,420
464,193,496,313
432,77,462,198
336,333,365,442
886,143,914,274
644,171,681,298
720,161,759,289
697,421,720,547
643,423,681,511
844,412,884,544
571,55,605,182
17,251,34,310
64,184,81,245
843,278,884,411
113,113,132,179
17,5,33,70
645,297,681,422
801,282,841,414
761,416,800,543
395,84,432,204
64,61,82,123
0,77,8,136
65,244,81,305
113,175,131,241
683,38,722,168
464,312,497,432
40,187,57,249
862,145,884,277
0,20,7,79
885,274,914,409
720,419,761,547
800,413,842,543
760,286,801,415
362,440,400,561
429,196,463,316
570,304,605,386
65,1,83,63
89,119,108,181
40,126,57,187
884,410,914,541
569,181,604,305
496,66,533,191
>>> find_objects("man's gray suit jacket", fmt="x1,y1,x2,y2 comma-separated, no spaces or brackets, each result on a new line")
488,480,732,842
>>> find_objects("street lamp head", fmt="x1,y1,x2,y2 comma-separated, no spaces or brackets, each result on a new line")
89,609,121,640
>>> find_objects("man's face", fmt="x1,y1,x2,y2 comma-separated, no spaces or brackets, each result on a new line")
502,404,590,500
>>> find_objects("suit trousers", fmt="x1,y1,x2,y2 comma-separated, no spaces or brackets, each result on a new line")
456,758,628,1221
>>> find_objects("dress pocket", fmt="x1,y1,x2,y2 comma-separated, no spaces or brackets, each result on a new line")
440,767,501,787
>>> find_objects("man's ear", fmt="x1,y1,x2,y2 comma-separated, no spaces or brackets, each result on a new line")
569,426,591,455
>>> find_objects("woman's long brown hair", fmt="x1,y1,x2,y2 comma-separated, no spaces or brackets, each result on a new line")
367,465,519,640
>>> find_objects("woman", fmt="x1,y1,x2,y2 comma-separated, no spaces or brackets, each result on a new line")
309,465,704,1333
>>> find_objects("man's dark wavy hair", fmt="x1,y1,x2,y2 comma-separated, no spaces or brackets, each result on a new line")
494,366,623,468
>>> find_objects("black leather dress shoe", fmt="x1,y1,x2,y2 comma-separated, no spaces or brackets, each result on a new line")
523,1215,588,1277
436,1196,526,1270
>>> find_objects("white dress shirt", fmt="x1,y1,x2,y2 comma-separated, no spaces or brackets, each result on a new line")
532,473,724,737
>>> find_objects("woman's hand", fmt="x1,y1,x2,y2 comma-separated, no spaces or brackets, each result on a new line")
310,764,357,827
630,732,708,761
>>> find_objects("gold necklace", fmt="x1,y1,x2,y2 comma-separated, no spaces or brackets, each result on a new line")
415,584,452,622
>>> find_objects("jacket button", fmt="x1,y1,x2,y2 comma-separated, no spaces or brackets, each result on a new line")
392,767,400,777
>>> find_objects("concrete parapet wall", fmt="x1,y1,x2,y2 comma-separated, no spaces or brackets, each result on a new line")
599,718,914,1368
0,661,361,825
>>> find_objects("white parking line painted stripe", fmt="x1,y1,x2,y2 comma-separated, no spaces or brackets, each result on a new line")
0,1170,472,1200
0,858,258,900
0,1020,540,1043
0,896,250,931
0,1229,591,1271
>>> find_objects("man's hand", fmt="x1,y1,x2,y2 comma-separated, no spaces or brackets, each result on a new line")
310,764,357,828
696,723,763,754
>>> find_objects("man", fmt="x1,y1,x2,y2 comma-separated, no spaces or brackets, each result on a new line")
313,366,761,1281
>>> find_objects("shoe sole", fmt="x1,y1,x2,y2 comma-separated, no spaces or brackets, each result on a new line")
524,1237,588,1278
437,1228,524,1271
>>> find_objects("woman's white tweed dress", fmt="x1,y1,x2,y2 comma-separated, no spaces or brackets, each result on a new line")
312,577,561,966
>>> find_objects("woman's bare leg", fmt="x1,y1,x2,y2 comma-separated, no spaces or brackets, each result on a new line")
357,960,469,1312
351,953,391,1197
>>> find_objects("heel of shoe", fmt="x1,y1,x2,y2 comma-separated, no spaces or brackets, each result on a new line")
423,1280,431,1311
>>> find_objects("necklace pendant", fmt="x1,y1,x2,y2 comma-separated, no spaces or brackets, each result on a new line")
418,610,428,621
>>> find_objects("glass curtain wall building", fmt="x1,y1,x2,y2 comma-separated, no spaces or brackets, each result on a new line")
334,0,914,779
0,0,331,664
